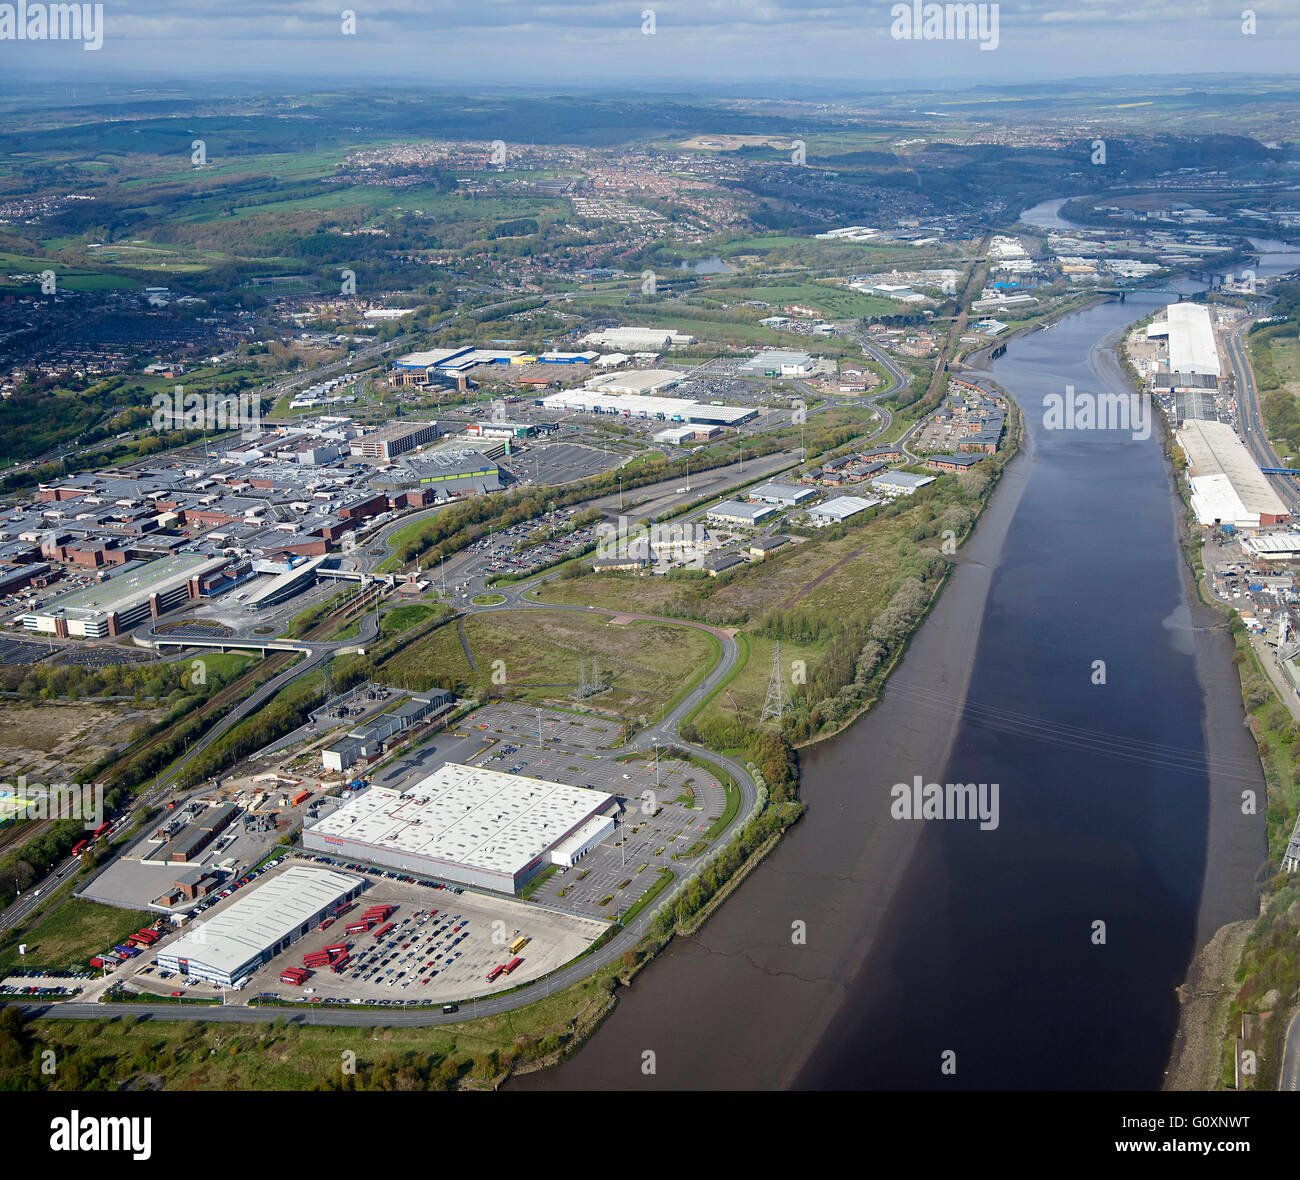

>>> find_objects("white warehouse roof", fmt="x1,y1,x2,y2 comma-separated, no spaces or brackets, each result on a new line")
1189,473,1258,529
1242,532,1300,559
809,495,881,521
159,865,361,980
1178,419,1287,523
304,765,614,881
583,327,695,349
1147,303,1221,378
586,369,683,395
542,389,756,425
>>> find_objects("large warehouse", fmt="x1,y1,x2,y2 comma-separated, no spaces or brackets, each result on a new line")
541,389,757,427
1147,302,1221,379
1179,418,1289,528
155,866,364,987
586,370,684,396
739,350,817,377
581,327,696,351
302,764,616,894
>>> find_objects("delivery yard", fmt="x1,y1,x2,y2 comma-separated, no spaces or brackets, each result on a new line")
127,868,606,1006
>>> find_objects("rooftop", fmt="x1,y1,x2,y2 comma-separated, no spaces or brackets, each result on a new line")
305,764,615,879
161,866,362,977
33,553,228,619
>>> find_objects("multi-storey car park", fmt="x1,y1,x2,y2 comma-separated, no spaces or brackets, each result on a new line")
302,764,617,894
18,552,232,637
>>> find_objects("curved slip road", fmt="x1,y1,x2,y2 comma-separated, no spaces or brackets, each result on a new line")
13,590,758,1027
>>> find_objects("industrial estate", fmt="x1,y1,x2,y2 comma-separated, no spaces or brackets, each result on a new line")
1,41,1299,1117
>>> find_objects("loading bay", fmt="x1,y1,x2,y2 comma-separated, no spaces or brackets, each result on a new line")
127,869,606,1006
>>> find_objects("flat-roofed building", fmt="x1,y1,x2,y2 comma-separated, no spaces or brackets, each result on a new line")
874,470,940,493
18,553,232,638
549,814,616,868
1179,418,1288,527
582,327,696,351
349,421,441,462
155,866,364,986
369,450,502,498
141,802,239,865
706,500,778,527
1147,302,1222,378
750,481,818,507
585,370,683,396
322,735,365,773
808,495,880,524
302,765,616,894
543,389,756,427
739,350,817,377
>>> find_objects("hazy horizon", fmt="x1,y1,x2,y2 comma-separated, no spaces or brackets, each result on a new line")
0,0,1297,88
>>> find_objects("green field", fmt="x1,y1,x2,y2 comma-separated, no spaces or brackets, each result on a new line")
0,901,153,975
381,609,715,716
1269,333,1300,387
542,510,910,626
707,281,904,319
694,633,824,733
0,962,626,1089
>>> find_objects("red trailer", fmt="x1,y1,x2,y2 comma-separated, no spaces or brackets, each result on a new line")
291,789,310,806
344,921,372,935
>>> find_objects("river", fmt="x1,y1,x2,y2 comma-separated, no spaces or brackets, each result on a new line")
512,265,1277,1093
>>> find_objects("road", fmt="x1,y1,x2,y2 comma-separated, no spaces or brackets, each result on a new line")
6,362,896,1020
858,335,909,401
1279,1004,1300,1090
1222,317,1300,516
14,587,758,1028
6,480,767,1017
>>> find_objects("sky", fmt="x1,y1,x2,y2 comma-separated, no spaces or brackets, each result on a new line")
0,0,1298,87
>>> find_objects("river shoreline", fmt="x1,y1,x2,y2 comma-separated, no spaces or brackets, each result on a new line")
517,267,1267,1091
1105,315,1269,1091
512,357,1039,1089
